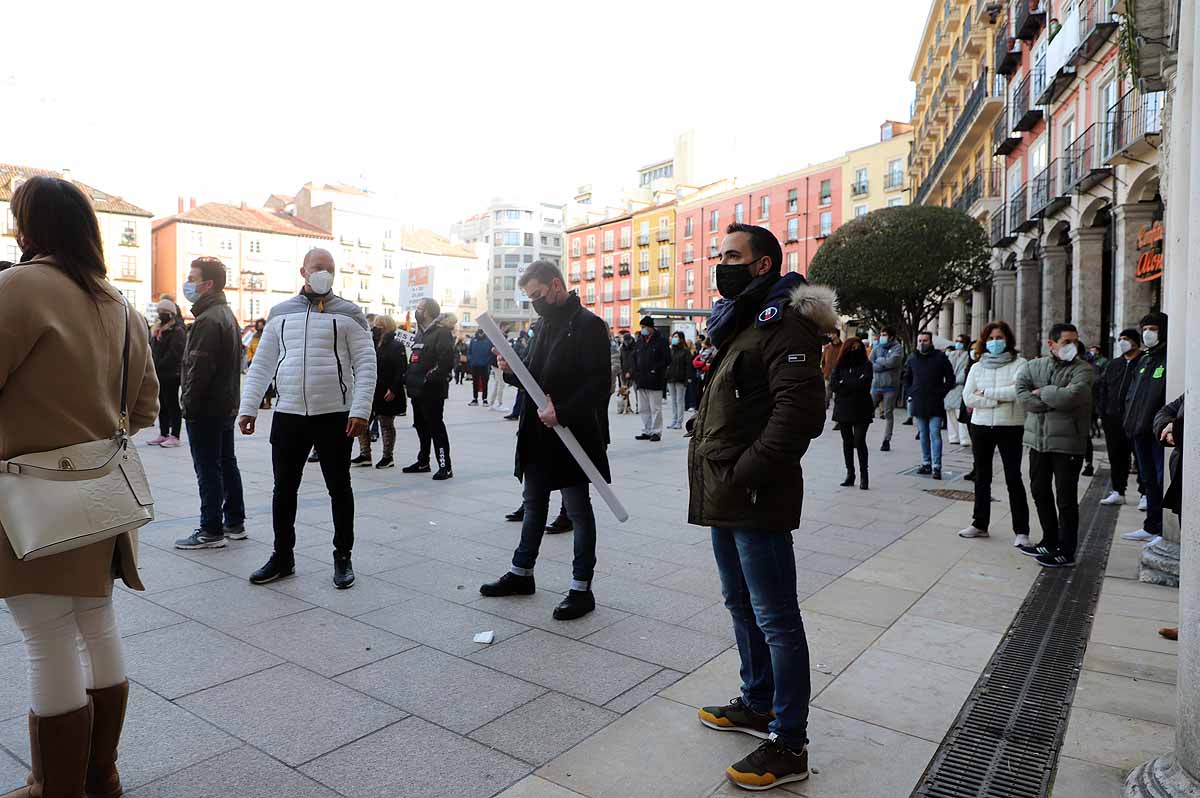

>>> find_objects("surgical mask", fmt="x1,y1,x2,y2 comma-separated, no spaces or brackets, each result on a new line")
307,269,334,295
986,339,1007,356
878,335,889,345
672,336,682,345
182,281,202,303
954,342,964,350
917,343,931,354
641,328,651,337
715,262,756,299
527,329,535,339
1118,339,1134,355
1056,342,1078,362
1142,329,1160,349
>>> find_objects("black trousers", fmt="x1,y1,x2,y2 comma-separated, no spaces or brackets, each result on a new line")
970,425,1029,535
270,411,354,558
1101,415,1140,495
839,423,869,476
158,378,182,438
471,366,490,400
412,395,451,470
1029,449,1083,557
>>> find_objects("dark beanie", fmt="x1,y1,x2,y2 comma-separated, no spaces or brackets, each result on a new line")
640,316,655,328
1140,311,1168,338
1119,327,1142,346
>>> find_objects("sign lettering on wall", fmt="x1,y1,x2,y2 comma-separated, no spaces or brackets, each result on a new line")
1135,220,1164,283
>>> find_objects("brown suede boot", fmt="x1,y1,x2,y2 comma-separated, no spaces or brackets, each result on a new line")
0,701,92,798
85,682,129,798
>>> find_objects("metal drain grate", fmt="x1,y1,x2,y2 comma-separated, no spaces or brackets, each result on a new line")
911,468,1118,798
924,488,980,502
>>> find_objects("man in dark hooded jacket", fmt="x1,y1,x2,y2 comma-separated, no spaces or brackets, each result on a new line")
1121,311,1168,543
688,223,838,792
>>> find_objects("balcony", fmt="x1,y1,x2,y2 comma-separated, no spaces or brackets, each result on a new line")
993,106,1021,156
963,15,985,55
1069,0,1119,67
812,224,833,240
657,229,671,243
683,252,695,264
951,45,971,82
851,181,869,197
991,212,1017,247
995,28,1021,76
569,272,582,284
1009,183,1034,233
1011,73,1041,131
978,0,1003,23
1014,0,1046,41
885,172,906,191
618,264,631,276
603,292,614,303
915,68,1004,204
935,27,952,56
638,261,650,273
1031,159,1070,218
1035,59,1076,106
602,240,615,252
585,269,596,281
944,0,961,26
1105,89,1165,165
1064,123,1112,193
585,243,596,255
620,236,631,249
637,233,650,246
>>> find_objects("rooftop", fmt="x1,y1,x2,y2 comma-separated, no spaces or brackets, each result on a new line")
152,203,334,239
0,163,153,217
399,228,478,259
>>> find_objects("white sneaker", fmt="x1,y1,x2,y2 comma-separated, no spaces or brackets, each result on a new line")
1100,491,1126,506
1013,534,1031,547
1138,495,1148,512
958,526,989,538
1122,529,1155,541
1145,536,1163,548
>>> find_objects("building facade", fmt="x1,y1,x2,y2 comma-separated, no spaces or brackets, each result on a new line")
151,201,333,325
844,121,915,221
564,213,634,330
449,198,565,331
630,203,676,328
395,229,487,331
1,164,154,316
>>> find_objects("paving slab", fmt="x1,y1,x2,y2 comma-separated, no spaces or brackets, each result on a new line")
1061,706,1175,771
583,575,714,623
233,607,418,677
374,559,498,604
147,575,313,632
123,621,282,698
265,570,420,617
873,615,1002,673
803,611,886,675
470,690,620,765
906,583,1025,634
111,590,189,638
604,668,685,714
357,594,529,655
469,590,630,640
494,776,589,798
844,554,953,593
0,745,27,794
1048,755,1129,798
800,579,922,628
0,644,31,722
1083,643,1177,685
125,746,340,798
1090,612,1182,655
1072,669,1177,726
581,615,730,672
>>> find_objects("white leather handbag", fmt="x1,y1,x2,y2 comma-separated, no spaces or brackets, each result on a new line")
0,300,155,560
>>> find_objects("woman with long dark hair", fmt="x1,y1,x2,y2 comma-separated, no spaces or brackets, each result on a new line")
830,336,874,489
0,176,159,797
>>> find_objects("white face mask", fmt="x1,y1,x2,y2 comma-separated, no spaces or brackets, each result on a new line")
307,269,334,295
1142,329,1160,349
1056,342,1078,362
1118,339,1134,355
878,336,889,345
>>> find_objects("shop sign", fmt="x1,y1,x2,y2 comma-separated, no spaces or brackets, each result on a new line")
1136,221,1163,283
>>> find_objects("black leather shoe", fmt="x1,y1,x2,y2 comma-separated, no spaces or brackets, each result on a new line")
432,467,454,481
351,454,372,467
933,468,942,481
553,590,596,620
249,555,295,585
505,507,525,522
964,470,976,481
880,440,891,452
480,572,536,597
917,465,932,475
333,553,355,589
1082,464,1095,477
839,473,855,487
648,434,661,442
402,462,431,474
635,433,652,441
902,417,914,426
860,472,869,490
545,513,573,533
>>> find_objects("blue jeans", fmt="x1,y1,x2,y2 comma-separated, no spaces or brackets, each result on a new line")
186,416,246,534
711,527,810,748
914,416,944,468
511,465,597,587
1132,433,1166,535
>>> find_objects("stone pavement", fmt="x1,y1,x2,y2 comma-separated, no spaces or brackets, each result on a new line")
0,381,1164,797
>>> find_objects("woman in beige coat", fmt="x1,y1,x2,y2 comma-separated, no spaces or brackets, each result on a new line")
0,177,158,798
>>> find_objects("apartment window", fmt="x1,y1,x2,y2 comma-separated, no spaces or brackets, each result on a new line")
619,306,630,328
709,265,717,289
709,236,718,258
820,180,832,206
552,235,560,247
505,209,522,220
683,242,694,263
121,221,138,247
888,197,905,207
659,273,671,295
640,276,650,296
639,250,650,271
604,307,614,326
504,276,517,290
853,167,869,195
188,229,205,252
639,221,650,245
620,279,630,300
854,204,869,218
570,262,581,281
758,195,770,220
248,240,263,255
504,254,521,267
686,269,695,293
710,209,719,231
586,235,596,254
886,158,904,189
620,226,631,248
571,239,580,257
4,208,14,234
586,258,595,278
120,255,137,278
540,235,548,246
787,217,799,242
604,284,614,302
735,203,744,224
501,231,521,246
787,188,798,213
819,211,833,236
586,286,596,304
658,247,670,269
219,238,234,254
523,232,534,247
119,288,137,308
523,253,533,263
383,255,393,272
603,230,614,251
359,277,370,290
5,245,17,261
685,216,694,238
787,251,799,273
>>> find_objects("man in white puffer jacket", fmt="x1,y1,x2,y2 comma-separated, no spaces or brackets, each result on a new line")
237,248,377,590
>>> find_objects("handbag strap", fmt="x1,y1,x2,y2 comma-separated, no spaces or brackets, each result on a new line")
118,296,131,435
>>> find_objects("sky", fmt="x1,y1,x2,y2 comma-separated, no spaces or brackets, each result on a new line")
3,0,929,232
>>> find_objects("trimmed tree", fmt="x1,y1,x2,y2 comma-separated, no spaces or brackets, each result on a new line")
807,205,992,350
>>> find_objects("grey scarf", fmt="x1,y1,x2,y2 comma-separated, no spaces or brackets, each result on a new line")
980,351,1015,369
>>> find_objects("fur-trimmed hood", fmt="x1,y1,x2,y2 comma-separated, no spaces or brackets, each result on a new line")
430,311,458,331
789,283,839,334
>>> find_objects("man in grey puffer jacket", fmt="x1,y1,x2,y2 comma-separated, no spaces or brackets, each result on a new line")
870,327,903,451
1015,323,1094,568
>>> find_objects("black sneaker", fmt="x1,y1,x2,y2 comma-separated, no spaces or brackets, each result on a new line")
223,524,248,541
469,399,479,406
402,462,431,474
175,530,227,550
648,434,662,442
964,470,976,482
333,553,355,589
1082,464,1095,477
375,456,394,469
249,555,295,585
351,454,372,467
503,414,519,421
1037,552,1076,568
1018,543,1055,558
917,465,932,475
698,697,773,739
545,513,573,534
505,507,525,522
432,467,454,481
880,440,891,452
480,572,536,597
482,400,489,406
726,735,809,791
933,468,942,481
635,433,652,441
553,589,595,620
903,417,914,426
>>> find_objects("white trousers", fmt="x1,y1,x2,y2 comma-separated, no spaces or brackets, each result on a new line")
4,594,125,716
946,419,970,445
638,389,664,435
489,366,506,406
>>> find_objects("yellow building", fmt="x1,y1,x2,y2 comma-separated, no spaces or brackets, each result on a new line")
843,121,915,221
909,0,1006,227
631,201,676,313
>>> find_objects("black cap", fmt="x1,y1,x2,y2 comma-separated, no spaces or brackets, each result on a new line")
640,316,655,328
1139,311,1167,339
1118,327,1142,346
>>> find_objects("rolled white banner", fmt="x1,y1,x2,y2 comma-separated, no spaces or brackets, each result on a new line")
478,313,629,523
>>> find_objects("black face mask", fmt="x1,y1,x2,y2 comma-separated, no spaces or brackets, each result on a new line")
371,328,382,344
715,262,757,299
158,313,173,324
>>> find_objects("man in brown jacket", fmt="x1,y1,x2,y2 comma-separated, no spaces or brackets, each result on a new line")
820,328,844,409
688,223,837,791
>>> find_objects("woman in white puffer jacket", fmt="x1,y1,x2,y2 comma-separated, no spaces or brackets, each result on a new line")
958,321,1032,546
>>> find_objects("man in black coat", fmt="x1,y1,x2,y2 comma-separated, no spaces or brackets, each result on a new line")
903,330,956,480
632,316,671,441
480,261,611,621
1121,311,1168,542
403,297,456,480
1096,328,1144,506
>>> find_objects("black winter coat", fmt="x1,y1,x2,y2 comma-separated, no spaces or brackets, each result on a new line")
1124,345,1167,438
1154,395,1184,514
151,323,186,383
181,291,242,419
373,334,409,417
405,314,456,401
830,357,874,425
667,346,692,383
514,295,611,491
632,331,671,390
1097,352,1142,420
903,350,956,419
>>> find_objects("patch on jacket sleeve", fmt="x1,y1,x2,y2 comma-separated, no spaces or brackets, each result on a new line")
786,353,807,364
756,305,781,326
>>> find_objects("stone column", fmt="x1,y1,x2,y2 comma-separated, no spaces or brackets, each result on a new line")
1125,0,1199,792
938,302,953,339
1114,202,1161,331
1069,227,1107,346
952,294,969,339
993,267,1017,326
972,288,990,333
1015,257,1042,356
1041,246,1070,341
